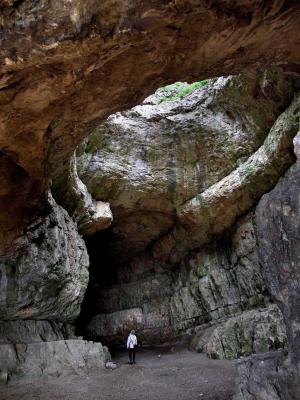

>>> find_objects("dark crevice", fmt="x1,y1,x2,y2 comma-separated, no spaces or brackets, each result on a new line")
75,229,121,336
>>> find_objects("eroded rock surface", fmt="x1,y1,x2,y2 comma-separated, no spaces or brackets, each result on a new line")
0,193,89,321
77,70,294,263
52,153,113,237
235,158,300,398
0,193,106,384
152,89,300,263
0,320,75,345
197,305,287,360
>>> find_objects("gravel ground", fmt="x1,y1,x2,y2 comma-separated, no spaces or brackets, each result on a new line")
0,349,237,400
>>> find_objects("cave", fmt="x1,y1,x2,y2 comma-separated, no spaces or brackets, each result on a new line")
1,2,300,400
74,73,293,357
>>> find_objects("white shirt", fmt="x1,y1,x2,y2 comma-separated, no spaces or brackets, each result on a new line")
127,334,137,349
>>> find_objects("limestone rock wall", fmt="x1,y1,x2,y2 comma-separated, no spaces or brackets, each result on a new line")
0,320,75,345
0,193,109,384
198,305,287,360
77,70,294,264
235,152,300,398
151,90,300,264
52,152,113,237
0,193,89,321
76,71,295,357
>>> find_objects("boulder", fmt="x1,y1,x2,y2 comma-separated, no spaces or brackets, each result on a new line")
0,340,110,384
192,305,287,360
105,362,117,370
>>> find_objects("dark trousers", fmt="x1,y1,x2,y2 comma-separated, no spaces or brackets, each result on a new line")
128,346,136,363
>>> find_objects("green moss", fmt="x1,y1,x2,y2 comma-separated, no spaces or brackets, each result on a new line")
156,80,209,103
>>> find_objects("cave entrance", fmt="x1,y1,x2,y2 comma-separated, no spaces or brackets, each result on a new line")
76,229,122,349
75,71,291,362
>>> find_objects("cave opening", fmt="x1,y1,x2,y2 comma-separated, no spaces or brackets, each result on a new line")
2,2,300,397
75,229,121,342
75,71,292,360
1,69,299,399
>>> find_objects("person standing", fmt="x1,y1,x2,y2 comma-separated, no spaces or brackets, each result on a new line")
127,330,137,364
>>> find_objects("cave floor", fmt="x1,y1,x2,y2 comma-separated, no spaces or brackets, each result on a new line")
0,349,237,400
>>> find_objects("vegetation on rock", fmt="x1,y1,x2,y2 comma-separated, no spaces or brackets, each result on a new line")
155,80,209,103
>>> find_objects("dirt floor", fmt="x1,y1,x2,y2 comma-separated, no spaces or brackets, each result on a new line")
0,349,237,400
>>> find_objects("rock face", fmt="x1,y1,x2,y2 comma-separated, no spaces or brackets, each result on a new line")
0,193,110,383
197,305,287,360
256,165,300,370
0,193,89,321
0,320,75,345
77,70,294,264
235,160,300,398
151,90,300,264
1,1,300,250
234,351,291,400
52,153,113,237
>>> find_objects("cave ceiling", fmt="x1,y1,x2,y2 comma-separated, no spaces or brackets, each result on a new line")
1,0,300,251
